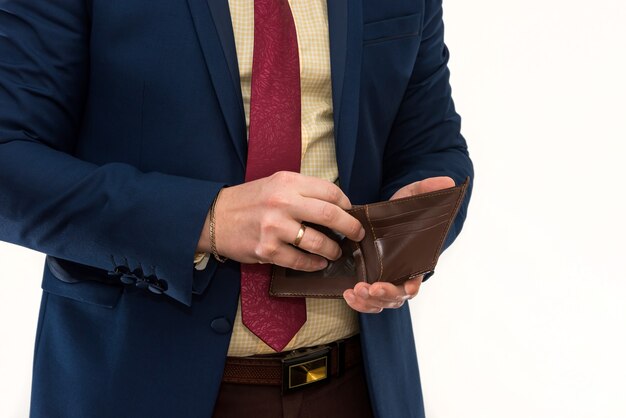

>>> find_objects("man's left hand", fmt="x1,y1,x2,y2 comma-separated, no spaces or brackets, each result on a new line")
343,276,424,313
342,176,455,313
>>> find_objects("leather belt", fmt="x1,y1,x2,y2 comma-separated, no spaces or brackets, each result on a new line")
222,335,362,393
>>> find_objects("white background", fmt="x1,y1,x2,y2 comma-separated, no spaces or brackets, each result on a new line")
1,0,626,417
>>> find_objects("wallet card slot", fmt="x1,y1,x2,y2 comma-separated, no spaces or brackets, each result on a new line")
373,220,447,283
368,203,452,228
373,218,448,239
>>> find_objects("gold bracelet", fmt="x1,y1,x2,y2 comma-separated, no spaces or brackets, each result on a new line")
209,188,228,263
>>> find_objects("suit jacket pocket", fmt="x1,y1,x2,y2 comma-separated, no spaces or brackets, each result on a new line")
363,13,422,45
43,256,124,309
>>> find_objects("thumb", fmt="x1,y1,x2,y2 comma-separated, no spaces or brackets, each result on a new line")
413,176,455,195
389,176,455,200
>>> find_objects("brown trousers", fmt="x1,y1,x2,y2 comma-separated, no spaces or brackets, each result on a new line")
212,362,375,418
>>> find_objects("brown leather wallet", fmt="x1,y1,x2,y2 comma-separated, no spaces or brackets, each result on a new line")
270,178,469,298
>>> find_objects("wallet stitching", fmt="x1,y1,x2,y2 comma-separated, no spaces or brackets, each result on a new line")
389,268,430,285
369,204,452,225
350,186,458,213
375,218,449,240
270,284,344,298
278,293,342,298
270,268,350,298
431,182,467,264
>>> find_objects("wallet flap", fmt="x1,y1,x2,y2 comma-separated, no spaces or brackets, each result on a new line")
364,180,468,285
270,178,469,298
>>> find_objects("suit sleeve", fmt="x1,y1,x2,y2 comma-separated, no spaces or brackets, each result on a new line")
381,0,474,253
0,0,224,306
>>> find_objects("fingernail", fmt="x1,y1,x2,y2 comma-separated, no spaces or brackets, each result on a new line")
344,292,355,303
318,259,329,269
358,228,366,241
358,287,369,298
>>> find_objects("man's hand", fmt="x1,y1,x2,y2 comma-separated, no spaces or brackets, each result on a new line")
198,171,365,271
343,275,424,313
342,176,455,313
388,176,455,200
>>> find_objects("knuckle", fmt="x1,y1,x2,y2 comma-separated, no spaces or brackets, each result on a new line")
253,245,266,261
350,219,362,236
272,170,294,185
259,222,272,236
259,214,280,234
321,203,338,223
254,241,279,263
330,243,342,260
308,233,325,252
266,192,290,209
326,185,341,203
292,254,310,271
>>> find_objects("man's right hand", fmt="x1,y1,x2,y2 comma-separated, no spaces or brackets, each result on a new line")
197,171,365,271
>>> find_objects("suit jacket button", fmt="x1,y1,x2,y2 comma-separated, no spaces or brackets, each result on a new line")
210,317,232,334
120,274,136,285
148,284,164,294
135,278,149,289
107,270,122,280
114,265,130,275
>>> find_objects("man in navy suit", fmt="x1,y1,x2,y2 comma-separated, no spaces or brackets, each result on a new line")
0,0,472,416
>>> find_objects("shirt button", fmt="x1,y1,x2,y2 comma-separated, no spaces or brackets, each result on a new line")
210,317,232,334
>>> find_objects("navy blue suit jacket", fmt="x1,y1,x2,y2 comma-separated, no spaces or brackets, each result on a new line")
0,0,473,416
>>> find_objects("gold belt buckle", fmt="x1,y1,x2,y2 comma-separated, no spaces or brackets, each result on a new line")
281,347,331,393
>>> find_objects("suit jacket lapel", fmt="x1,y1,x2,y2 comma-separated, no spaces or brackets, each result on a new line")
186,0,361,180
186,0,247,170
328,0,363,192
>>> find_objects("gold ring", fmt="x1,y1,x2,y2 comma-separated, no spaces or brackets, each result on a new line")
293,224,307,247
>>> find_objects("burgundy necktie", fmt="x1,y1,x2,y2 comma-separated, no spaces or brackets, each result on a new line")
240,0,306,352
